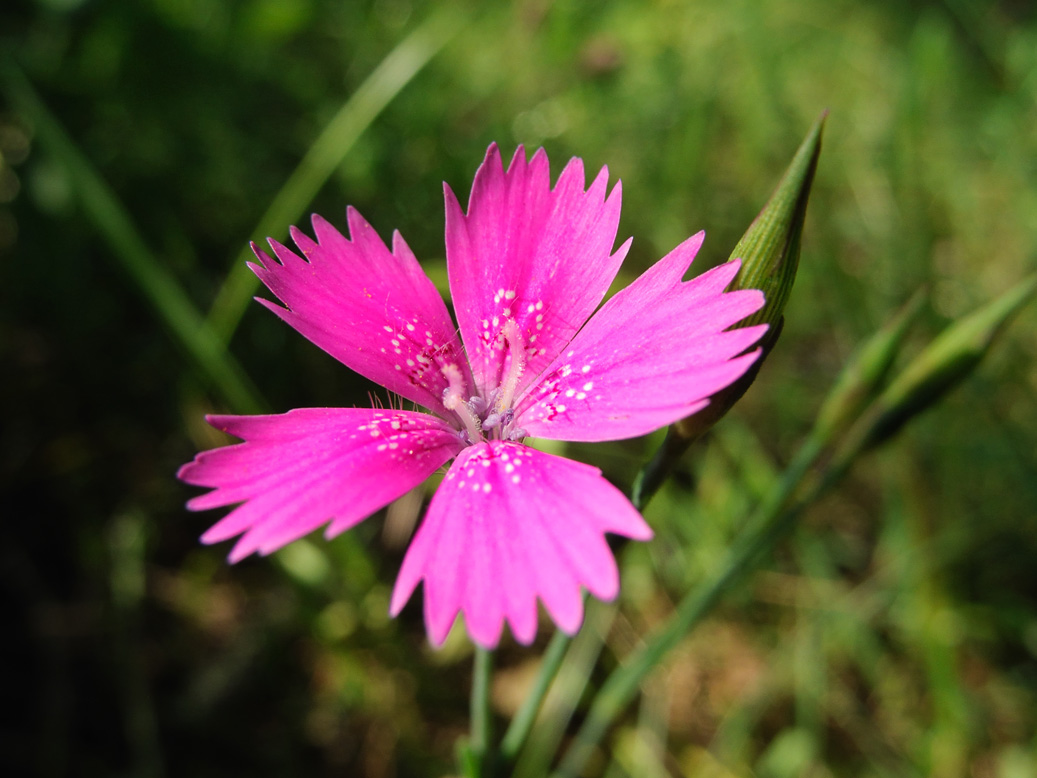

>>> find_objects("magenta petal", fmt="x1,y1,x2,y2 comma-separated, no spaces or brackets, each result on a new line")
250,209,472,416
445,144,628,400
390,441,651,649
515,235,768,442
178,408,464,562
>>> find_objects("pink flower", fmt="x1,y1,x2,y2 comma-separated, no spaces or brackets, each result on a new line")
179,144,767,649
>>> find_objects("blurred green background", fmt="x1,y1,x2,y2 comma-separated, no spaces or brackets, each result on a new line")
3,0,1037,776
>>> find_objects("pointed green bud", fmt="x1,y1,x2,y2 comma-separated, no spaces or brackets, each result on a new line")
861,274,1037,449
634,117,825,510
728,111,826,331
813,289,927,444
673,113,825,442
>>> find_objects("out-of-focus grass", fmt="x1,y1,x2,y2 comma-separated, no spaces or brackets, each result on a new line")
3,1,1036,776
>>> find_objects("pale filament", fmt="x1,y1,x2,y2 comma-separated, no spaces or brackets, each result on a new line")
441,364,483,443
495,319,527,415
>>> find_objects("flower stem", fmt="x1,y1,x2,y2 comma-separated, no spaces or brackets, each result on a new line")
500,629,572,764
509,602,615,778
469,647,494,777
631,428,693,510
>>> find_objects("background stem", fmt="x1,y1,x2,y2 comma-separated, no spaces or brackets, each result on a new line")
500,629,571,763
469,647,494,777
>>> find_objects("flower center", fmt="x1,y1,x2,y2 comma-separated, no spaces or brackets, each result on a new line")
441,320,529,444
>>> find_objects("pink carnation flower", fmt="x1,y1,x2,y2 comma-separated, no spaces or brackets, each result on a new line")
179,144,767,649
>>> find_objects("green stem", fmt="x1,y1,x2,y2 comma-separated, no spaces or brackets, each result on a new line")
631,428,693,510
500,629,571,763
510,602,615,778
553,434,831,778
469,647,494,777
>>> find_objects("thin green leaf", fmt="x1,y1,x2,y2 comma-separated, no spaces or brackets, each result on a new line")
205,7,464,343
2,58,265,413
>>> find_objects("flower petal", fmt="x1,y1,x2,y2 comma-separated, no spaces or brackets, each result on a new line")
178,408,464,562
390,441,651,649
251,209,472,416
445,144,629,400
515,234,768,442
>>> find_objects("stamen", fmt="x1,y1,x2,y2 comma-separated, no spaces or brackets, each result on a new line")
483,407,515,436
496,319,527,413
441,364,483,443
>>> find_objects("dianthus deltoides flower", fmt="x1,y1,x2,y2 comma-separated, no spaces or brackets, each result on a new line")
180,144,767,649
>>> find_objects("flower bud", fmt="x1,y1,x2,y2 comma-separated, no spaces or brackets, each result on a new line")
727,112,826,331
673,112,825,442
860,274,1036,449
812,288,927,444
635,116,825,509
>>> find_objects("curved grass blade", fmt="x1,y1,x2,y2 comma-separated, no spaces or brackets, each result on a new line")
2,59,265,414
205,7,464,344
